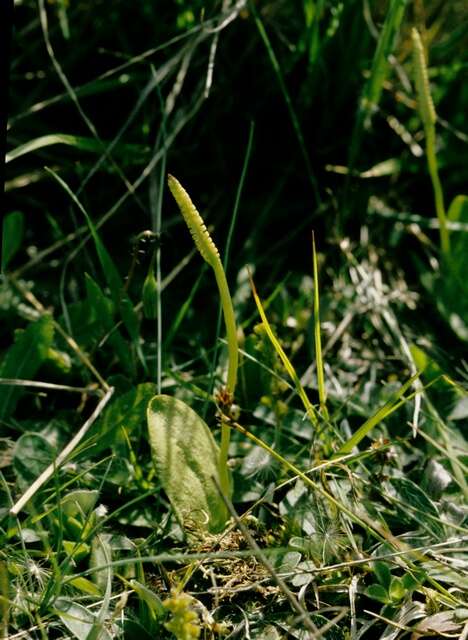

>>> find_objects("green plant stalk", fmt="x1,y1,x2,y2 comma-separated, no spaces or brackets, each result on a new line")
167,175,238,498
312,233,328,419
411,28,450,255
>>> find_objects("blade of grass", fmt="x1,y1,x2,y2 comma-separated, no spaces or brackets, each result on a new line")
149,75,168,396
361,0,408,127
5,133,147,163
249,271,318,427
345,0,408,205
335,372,420,456
312,232,328,419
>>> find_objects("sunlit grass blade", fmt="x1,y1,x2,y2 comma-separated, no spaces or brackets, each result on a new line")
6,133,147,163
360,0,408,126
346,0,407,202
312,232,328,419
249,272,318,427
335,372,421,456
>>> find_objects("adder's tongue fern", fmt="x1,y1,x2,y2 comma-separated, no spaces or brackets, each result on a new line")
167,174,238,497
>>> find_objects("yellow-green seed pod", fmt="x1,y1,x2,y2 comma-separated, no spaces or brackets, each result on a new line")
411,28,436,128
142,264,158,319
167,174,220,268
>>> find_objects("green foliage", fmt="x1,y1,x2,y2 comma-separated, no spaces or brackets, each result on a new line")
1,211,24,271
13,433,56,491
147,394,228,535
0,315,54,421
366,561,423,606
142,259,158,320
361,0,408,124
90,382,157,455
6,134,148,164
438,195,468,340
55,598,112,640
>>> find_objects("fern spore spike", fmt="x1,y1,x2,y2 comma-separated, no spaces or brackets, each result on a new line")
167,174,239,499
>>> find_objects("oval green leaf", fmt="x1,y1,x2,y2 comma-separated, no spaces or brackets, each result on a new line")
147,395,228,534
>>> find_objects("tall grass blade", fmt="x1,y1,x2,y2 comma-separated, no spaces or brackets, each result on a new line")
6,133,146,163
209,121,255,398
346,0,407,193
249,273,318,426
312,232,328,419
335,372,420,455
361,0,408,126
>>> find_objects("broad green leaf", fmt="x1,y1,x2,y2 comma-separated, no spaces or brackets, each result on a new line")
389,576,405,601
61,490,99,518
401,571,421,591
147,395,228,534
0,315,54,420
1,211,24,271
373,561,392,589
90,534,112,592
365,583,390,604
